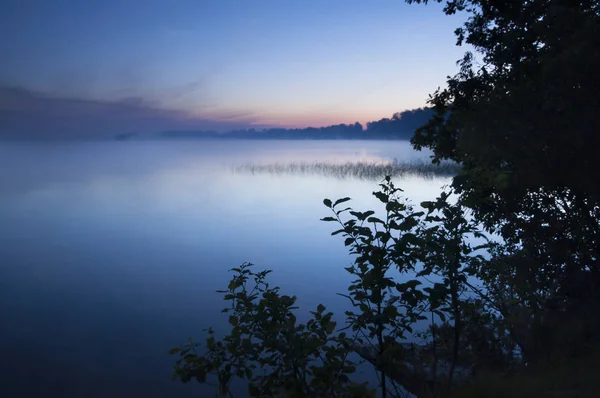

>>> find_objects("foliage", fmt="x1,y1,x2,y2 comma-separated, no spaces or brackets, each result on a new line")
322,178,493,391
448,345,600,398
417,298,517,375
407,0,600,206
171,263,374,398
406,0,600,364
323,178,429,397
172,179,505,397
171,172,590,396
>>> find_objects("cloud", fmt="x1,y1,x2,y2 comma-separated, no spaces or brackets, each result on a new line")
0,86,265,140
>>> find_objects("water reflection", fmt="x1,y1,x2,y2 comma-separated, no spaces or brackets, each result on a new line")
0,140,449,397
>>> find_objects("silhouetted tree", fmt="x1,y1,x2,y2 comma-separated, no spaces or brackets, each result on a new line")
408,0,600,363
366,108,434,139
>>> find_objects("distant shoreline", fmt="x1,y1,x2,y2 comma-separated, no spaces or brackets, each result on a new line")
115,108,434,142
115,133,420,141
156,135,416,141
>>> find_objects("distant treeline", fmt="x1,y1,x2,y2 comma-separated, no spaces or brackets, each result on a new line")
156,107,433,141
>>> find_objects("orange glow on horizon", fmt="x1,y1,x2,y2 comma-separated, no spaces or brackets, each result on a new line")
193,102,428,130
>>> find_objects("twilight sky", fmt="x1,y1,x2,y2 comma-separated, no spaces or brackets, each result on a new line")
0,0,468,139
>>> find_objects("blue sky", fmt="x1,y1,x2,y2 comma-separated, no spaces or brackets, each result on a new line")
0,0,468,138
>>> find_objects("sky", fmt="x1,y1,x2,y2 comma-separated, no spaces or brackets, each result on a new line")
0,0,468,139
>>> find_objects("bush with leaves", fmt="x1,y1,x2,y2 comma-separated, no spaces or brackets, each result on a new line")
171,262,374,398
171,178,513,398
322,177,431,397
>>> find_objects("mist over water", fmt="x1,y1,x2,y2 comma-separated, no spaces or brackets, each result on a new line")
0,140,449,397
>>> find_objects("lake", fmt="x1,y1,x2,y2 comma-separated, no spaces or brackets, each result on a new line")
0,140,450,397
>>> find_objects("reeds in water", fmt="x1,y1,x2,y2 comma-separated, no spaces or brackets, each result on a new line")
232,158,459,180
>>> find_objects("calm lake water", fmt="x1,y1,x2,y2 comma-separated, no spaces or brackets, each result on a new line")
0,140,449,397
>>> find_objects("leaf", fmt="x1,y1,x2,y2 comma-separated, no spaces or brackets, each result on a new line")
363,210,375,219
206,336,215,349
405,279,422,289
195,366,206,383
169,347,181,355
229,315,239,326
323,199,332,207
227,279,242,291
349,210,368,221
373,191,389,203
398,217,418,231
321,216,337,222
435,310,447,323
367,216,385,225
349,210,361,218
473,231,489,240
333,197,352,207
420,201,434,210
326,321,336,334
183,354,196,363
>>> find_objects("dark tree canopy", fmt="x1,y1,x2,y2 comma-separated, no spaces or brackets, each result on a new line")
365,108,434,139
408,0,600,361
408,0,600,212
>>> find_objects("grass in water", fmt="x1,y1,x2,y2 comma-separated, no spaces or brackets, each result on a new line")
232,158,459,180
